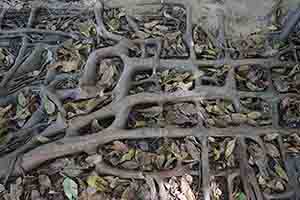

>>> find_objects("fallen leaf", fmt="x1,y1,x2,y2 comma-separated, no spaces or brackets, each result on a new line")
263,134,279,142
0,104,12,118
39,174,52,194
44,96,56,115
231,113,247,124
79,22,95,37
56,61,80,72
225,139,236,159
274,163,289,181
134,120,146,128
265,143,280,157
180,176,196,200
16,105,31,120
213,147,221,161
63,177,78,200
185,139,201,161
36,135,51,144
18,92,27,107
38,174,52,188
235,192,246,200
120,148,135,163
86,175,108,192
121,160,140,169
247,111,262,120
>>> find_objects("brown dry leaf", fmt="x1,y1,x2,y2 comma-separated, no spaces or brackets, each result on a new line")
38,174,52,194
247,111,262,120
210,180,222,200
185,139,201,161
97,60,115,89
145,176,158,200
79,189,107,200
231,113,247,124
0,104,12,118
5,177,23,200
155,154,165,169
111,141,129,152
121,182,138,200
180,175,195,200
263,133,279,142
121,160,140,169
85,154,103,165
265,143,280,158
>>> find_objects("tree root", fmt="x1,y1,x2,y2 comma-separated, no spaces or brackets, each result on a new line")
0,125,294,179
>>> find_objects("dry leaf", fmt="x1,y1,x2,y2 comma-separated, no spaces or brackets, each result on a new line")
274,163,289,181
111,141,129,152
185,139,201,161
265,143,280,157
120,149,135,163
247,111,262,120
86,175,108,192
225,139,236,159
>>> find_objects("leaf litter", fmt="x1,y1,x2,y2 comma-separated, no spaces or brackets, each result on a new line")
1,1,300,200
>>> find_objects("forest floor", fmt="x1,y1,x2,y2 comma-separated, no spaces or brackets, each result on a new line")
0,0,300,199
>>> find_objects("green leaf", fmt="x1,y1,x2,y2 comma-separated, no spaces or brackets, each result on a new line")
63,177,78,200
87,175,108,192
79,22,94,37
134,120,146,128
44,96,56,115
235,192,246,200
120,148,135,163
108,19,120,31
213,147,221,161
275,163,289,181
